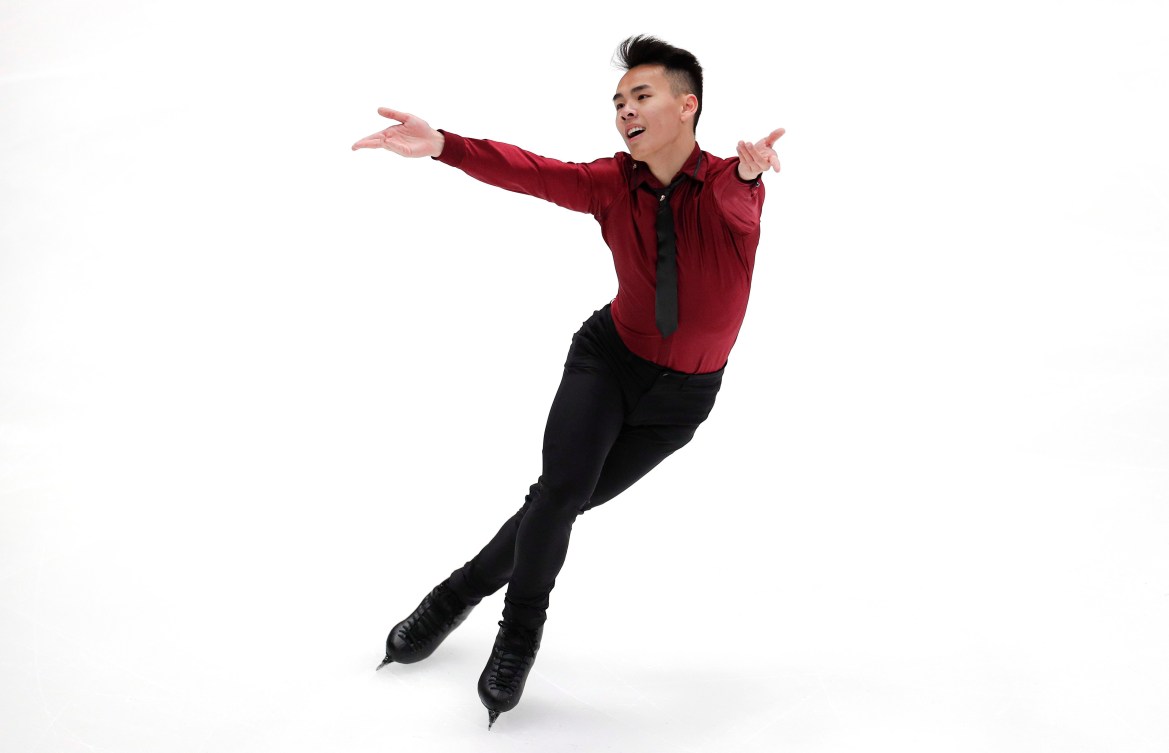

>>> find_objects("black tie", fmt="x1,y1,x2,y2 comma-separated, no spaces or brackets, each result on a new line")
651,174,686,338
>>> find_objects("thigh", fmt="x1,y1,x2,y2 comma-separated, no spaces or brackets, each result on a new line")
539,361,627,503
583,422,701,511
582,374,723,512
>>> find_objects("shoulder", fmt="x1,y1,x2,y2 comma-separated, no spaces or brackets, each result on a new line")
582,152,633,214
606,150,634,177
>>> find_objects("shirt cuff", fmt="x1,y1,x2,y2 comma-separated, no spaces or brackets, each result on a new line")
432,129,466,167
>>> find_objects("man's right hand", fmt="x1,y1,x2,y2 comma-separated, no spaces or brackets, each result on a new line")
351,107,445,158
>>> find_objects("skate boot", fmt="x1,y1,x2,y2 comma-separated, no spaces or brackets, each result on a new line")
376,580,478,669
477,620,543,729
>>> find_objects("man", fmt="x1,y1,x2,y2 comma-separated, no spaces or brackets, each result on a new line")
352,35,782,729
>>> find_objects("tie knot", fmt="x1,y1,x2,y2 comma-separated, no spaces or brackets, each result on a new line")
647,173,686,203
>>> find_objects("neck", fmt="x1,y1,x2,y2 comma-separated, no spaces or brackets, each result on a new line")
645,133,697,185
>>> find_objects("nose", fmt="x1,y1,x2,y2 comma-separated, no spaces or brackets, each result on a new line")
621,107,637,120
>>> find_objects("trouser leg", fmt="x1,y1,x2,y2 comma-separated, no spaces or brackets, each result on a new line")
583,423,701,511
445,306,723,622
446,421,705,606
445,351,626,608
502,363,627,629
445,490,531,606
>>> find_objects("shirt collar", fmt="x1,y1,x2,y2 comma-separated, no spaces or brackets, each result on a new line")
629,142,707,192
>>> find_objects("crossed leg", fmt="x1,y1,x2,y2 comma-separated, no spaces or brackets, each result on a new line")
446,369,704,623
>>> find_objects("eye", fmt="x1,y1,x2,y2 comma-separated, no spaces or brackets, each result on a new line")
615,103,624,110
638,94,650,100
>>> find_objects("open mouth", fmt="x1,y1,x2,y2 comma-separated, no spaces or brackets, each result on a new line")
626,126,645,141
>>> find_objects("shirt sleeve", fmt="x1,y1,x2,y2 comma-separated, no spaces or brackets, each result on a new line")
433,130,623,217
707,158,766,237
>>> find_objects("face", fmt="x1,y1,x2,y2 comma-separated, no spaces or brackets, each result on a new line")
613,64,697,161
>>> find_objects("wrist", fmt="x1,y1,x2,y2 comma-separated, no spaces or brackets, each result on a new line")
431,129,466,166
735,165,762,185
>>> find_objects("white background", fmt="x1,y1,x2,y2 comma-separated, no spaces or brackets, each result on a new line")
3,0,1167,750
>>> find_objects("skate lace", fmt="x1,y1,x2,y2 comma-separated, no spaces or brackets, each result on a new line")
490,620,539,686
403,585,463,647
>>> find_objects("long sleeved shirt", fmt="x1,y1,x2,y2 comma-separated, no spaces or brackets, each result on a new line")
434,130,765,375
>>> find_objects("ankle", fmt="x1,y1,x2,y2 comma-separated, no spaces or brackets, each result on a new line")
441,578,482,609
500,598,546,633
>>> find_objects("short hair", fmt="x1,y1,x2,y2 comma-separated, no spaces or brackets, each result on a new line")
614,35,704,130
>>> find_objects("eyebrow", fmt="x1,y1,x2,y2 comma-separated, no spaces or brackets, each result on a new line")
612,84,653,102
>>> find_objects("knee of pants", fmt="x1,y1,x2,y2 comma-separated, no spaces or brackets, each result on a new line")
528,478,591,518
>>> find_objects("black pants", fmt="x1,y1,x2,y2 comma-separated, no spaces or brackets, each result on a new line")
445,304,724,630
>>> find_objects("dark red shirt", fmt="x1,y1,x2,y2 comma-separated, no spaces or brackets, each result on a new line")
435,131,765,374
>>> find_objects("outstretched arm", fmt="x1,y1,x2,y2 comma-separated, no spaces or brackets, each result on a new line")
709,127,784,236
351,107,445,158
735,128,785,181
352,106,624,216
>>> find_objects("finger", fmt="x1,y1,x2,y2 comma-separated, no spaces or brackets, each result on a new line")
752,144,777,165
757,148,779,173
738,144,763,177
353,126,400,149
377,107,410,122
737,141,755,170
352,129,387,146
351,136,385,150
763,127,785,147
744,141,766,168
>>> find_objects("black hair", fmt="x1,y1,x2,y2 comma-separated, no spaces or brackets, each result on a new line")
614,35,704,130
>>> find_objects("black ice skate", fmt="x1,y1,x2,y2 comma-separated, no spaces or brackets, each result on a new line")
477,620,543,729
376,580,478,669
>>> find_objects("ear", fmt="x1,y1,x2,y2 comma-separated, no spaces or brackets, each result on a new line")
680,93,699,123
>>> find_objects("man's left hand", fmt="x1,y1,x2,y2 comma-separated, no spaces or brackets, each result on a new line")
736,128,785,181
